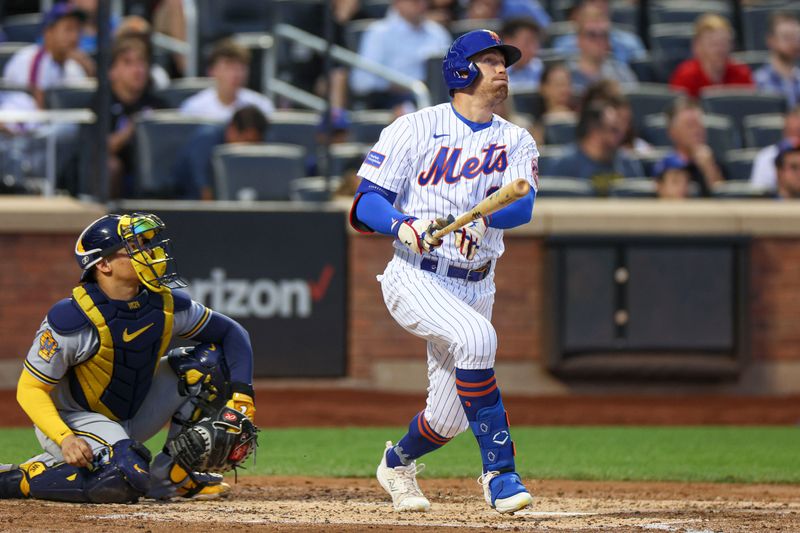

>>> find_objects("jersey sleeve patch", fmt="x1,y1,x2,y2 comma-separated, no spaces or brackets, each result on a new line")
365,151,386,168
37,329,59,362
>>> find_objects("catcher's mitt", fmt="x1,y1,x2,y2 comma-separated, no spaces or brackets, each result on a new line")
168,406,258,474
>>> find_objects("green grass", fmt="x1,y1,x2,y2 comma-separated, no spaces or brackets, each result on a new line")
2,426,798,484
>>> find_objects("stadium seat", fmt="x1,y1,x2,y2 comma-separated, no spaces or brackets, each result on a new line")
425,55,449,106
272,0,320,26
44,80,97,110
155,77,215,109
610,2,639,33
213,143,307,201
344,19,376,52
361,0,392,19
711,181,772,199
537,176,594,197
328,143,370,177
648,24,694,83
266,110,321,153
743,114,784,149
512,89,544,117
633,148,672,177
543,115,577,145
350,110,393,143
648,1,731,25
449,19,501,40
730,51,770,73
0,42,29,79
542,20,575,48
723,149,761,181
608,177,657,198
642,113,738,154
624,83,684,132
537,145,571,176
629,55,656,84
135,112,219,197
195,0,274,43
289,176,342,202
3,13,42,43
700,89,786,142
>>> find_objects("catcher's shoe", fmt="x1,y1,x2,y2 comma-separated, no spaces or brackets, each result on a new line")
479,471,533,514
376,441,430,512
177,472,231,500
0,465,25,499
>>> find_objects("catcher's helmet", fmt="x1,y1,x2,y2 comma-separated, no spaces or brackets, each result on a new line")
442,29,521,93
75,212,186,292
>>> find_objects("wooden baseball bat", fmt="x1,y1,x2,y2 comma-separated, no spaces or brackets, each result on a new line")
431,178,531,238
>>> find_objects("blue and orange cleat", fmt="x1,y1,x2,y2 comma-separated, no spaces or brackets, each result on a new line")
479,471,533,514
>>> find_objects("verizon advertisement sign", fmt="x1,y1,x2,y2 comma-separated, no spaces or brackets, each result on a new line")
155,209,346,377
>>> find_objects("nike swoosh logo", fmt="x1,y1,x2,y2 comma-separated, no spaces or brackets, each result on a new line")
433,133,449,139
133,463,147,474
122,323,154,342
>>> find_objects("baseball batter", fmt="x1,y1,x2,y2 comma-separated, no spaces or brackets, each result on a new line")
350,30,538,513
0,213,257,503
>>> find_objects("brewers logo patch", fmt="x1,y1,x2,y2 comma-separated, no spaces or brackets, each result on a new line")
38,329,59,362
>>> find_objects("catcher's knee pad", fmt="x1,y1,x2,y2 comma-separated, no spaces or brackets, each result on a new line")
26,439,152,504
469,397,516,473
168,343,230,402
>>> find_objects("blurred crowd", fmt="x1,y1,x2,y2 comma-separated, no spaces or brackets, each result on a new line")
0,0,798,201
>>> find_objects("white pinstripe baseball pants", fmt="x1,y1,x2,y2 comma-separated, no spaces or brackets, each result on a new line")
379,250,497,439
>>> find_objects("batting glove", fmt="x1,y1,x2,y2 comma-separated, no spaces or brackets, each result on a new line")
396,217,448,255
454,218,487,260
226,392,256,421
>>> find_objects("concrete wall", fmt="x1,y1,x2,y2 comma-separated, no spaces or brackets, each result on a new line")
3,197,800,394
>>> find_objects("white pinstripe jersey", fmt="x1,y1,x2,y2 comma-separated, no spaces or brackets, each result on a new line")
358,103,539,265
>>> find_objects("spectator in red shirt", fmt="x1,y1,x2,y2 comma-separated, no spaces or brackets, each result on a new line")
670,14,753,98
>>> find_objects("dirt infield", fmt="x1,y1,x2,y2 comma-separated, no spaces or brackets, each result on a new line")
0,477,797,532
1,388,800,427
1,389,798,531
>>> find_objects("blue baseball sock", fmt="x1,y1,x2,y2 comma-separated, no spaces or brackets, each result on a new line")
385,411,451,468
455,368,500,419
456,367,516,473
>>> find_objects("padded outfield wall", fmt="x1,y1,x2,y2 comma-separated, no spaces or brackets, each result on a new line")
1,197,798,395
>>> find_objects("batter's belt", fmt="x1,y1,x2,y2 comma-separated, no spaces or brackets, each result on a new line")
396,251,492,282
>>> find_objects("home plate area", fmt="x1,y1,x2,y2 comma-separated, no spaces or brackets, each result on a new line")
0,477,797,532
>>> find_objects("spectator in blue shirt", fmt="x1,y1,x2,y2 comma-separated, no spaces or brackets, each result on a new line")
754,12,800,109
565,5,637,96
551,0,646,64
350,0,451,109
501,0,550,29
501,17,543,91
549,100,644,194
170,106,268,200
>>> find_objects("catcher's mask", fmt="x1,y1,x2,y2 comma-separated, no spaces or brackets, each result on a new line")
75,212,186,292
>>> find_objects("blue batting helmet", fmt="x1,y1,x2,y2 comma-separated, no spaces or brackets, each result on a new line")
75,212,185,291
442,29,521,93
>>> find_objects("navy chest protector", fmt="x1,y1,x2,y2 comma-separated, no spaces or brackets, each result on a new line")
69,283,174,421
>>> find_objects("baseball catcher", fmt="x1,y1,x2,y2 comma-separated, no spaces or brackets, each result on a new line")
0,213,257,503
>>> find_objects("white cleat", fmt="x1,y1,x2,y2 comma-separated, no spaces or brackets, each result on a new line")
479,471,533,514
376,441,431,512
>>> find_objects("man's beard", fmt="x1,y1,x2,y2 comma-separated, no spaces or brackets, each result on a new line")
480,82,508,105
776,49,799,65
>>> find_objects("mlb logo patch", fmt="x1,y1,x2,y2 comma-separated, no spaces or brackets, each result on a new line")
365,151,386,168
